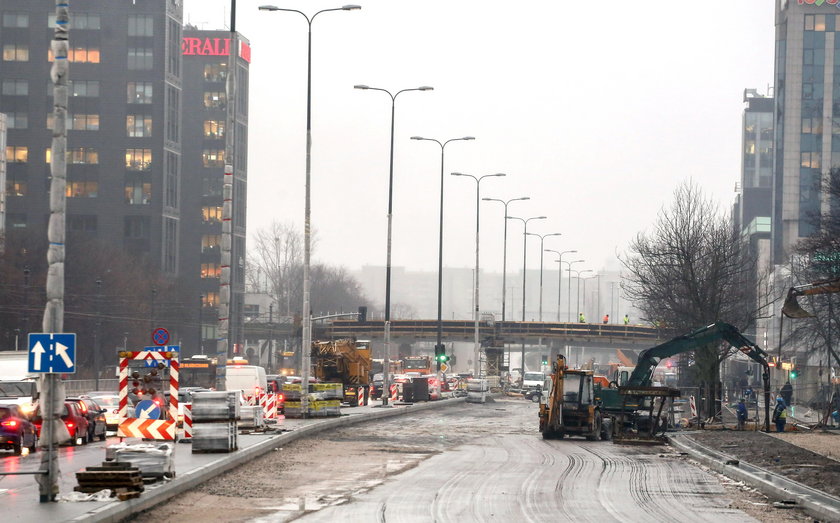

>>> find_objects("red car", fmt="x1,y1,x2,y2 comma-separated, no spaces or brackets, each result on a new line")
33,401,90,446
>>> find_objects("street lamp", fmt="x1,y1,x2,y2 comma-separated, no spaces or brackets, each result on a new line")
524,232,561,321
545,249,576,322
355,84,433,404
568,269,593,321
259,3,360,415
581,274,597,322
562,259,585,322
452,172,506,377
483,197,529,323
507,214,546,376
412,136,475,371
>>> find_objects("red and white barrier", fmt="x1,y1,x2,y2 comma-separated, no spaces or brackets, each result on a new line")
259,393,278,419
357,387,365,407
184,403,193,439
689,396,697,418
390,384,399,402
118,418,175,440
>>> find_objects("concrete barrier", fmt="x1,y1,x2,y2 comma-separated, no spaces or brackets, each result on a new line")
73,397,467,523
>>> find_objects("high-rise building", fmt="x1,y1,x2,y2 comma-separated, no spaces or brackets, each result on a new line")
737,89,774,237
180,27,250,356
773,1,840,264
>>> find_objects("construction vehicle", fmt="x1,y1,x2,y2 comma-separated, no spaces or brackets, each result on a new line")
539,354,613,441
311,339,372,407
401,355,432,375
782,277,840,318
597,322,772,438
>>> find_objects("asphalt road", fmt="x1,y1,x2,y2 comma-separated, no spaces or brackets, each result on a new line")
287,400,755,523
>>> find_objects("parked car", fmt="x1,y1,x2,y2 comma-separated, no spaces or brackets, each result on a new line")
0,404,38,455
67,396,107,442
370,373,384,399
33,401,90,446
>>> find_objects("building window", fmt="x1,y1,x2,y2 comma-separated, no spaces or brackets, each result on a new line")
2,44,28,62
127,15,153,37
125,149,152,171
49,13,100,29
66,181,98,198
45,147,98,164
202,176,222,197
124,180,151,205
202,206,223,223
164,151,179,209
204,120,225,138
163,218,178,274
2,79,28,95
5,146,28,163
202,149,224,168
204,92,226,109
167,18,181,76
201,263,221,279
48,47,100,63
48,80,100,97
47,113,100,131
202,234,220,253
68,215,97,232
128,48,153,70
204,64,227,82
126,115,153,137
124,216,150,239
2,13,28,27
801,151,821,169
5,113,28,129
7,180,26,197
127,82,153,104
166,85,180,142
202,293,219,308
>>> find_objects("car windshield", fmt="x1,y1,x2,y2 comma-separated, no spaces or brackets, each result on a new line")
524,373,544,381
0,381,35,398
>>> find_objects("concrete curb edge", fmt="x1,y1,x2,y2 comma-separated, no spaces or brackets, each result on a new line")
75,397,466,523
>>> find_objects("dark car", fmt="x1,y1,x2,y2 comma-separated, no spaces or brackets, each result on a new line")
67,396,107,442
0,404,38,455
370,373,384,400
33,401,90,446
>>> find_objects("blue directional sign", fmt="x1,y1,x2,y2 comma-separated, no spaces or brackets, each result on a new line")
142,345,180,367
28,333,77,374
135,399,161,420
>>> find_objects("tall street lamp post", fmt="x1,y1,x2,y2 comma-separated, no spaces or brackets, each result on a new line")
453,172,506,377
581,274,597,321
524,232,561,321
482,197,529,321
507,215,546,376
412,136,475,371
563,259,585,322
545,250,576,322
569,269,593,320
355,84,433,404
259,4,361,415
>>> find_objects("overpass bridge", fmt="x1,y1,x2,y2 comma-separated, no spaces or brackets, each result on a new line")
319,320,662,349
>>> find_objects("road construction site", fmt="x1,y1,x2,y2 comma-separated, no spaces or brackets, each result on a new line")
133,398,836,523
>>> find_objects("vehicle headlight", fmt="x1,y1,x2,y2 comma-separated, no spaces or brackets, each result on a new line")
19,403,36,416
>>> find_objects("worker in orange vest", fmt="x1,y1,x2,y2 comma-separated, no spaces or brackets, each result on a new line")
602,314,609,324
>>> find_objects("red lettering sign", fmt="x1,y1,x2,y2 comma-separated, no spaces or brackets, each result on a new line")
798,0,840,6
182,37,251,63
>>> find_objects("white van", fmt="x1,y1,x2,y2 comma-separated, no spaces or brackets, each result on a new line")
224,365,267,399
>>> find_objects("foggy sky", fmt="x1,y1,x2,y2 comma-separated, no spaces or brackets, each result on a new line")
184,0,774,277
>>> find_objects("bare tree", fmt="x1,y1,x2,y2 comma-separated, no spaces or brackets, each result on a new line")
620,181,760,416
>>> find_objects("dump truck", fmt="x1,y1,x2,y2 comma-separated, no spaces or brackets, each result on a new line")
311,339,372,407
539,354,613,441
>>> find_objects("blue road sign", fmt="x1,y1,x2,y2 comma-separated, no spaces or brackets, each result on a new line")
152,328,170,346
135,399,161,420
28,333,76,374
142,345,180,367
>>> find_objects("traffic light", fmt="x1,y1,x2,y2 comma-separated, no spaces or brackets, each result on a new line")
789,367,799,380
541,354,548,365
434,344,445,363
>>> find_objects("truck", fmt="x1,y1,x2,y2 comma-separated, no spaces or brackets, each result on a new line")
597,322,772,437
0,352,38,416
312,339,372,406
401,355,431,375
539,354,612,441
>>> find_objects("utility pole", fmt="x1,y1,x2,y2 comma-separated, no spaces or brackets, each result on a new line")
268,303,274,373
198,295,204,355
94,279,102,390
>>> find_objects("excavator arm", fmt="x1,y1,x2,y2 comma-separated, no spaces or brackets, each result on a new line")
782,277,840,318
626,322,771,431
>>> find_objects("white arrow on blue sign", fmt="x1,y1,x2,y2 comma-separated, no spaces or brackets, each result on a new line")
28,333,77,374
135,399,161,420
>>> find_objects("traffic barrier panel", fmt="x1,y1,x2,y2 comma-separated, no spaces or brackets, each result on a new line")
389,384,399,402
689,396,697,418
184,403,193,440
118,418,176,440
357,387,365,407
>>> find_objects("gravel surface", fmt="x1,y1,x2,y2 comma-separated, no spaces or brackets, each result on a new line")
770,432,840,462
134,400,814,522
689,430,840,498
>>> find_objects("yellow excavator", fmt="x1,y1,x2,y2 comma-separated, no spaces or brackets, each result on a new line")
539,354,612,441
782,277,840,318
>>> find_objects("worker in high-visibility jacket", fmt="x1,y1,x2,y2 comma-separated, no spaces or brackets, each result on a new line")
578,312,585,323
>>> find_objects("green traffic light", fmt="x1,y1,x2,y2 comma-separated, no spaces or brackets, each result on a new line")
790,369,799,379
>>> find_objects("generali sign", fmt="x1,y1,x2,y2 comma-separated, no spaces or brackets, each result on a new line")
182,37,251,63
797,0,840,6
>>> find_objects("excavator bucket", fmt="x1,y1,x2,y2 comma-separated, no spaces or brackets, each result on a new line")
782,290,813,318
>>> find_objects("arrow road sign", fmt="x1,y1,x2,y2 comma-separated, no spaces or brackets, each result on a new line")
28,333,76,374
135,399,161,420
